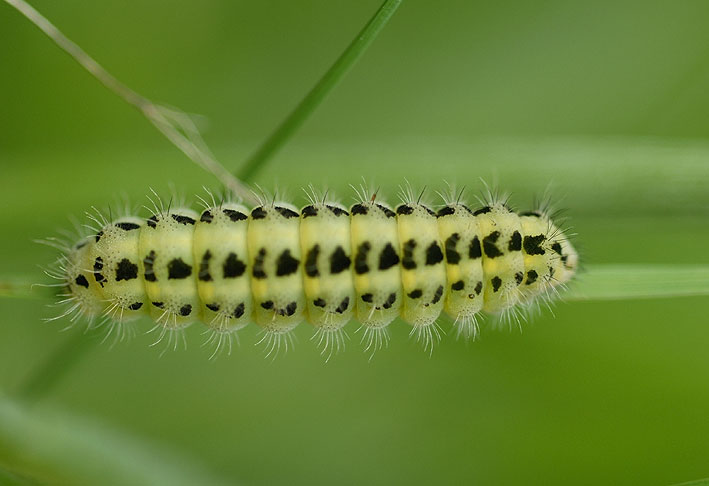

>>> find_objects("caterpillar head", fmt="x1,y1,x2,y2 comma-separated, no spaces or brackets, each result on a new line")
58,238,105,323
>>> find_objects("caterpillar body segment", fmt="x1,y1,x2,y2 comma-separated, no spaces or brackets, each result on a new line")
350,201,403,330
299,202,354,332
436,203,484,339
139,208,202,329
193,203,252,334
395,203,447,328
62,237,105,323
476,204,525,313
247,203,305,333
54,188,579,355
90,216,147,323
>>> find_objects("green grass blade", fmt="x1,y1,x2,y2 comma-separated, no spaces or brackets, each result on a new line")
5,264,709,303
566,264,709,301
13,263,706,405
237,0,403,181
0,277,43,300
0,395,230,485
669,480,709,486
4,0,257,203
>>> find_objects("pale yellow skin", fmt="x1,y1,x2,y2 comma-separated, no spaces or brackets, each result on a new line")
64,237,105,320
476,204,526,313
246,204,305,333
192,203,252,332
60,194,578,348
90,216,147,322
396,203,447,327
138,208,202,329
436,203,484,323
299,202,354,331
349,202,402,329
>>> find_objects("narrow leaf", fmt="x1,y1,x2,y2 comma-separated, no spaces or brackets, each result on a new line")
238,0,403,181
566,264,709,301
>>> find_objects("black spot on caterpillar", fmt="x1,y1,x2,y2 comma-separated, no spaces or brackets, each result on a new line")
93,257,106,287
354,242,371,274
329,246,351,274
252,248,267,279
233,303,245,318
223,253,246,279
335,297,350,314
327,205,348,217
115,258,138,282
167,258,192,279
425,242,444,266
378,243,400,270
143,251,157,282
351,204,368,215
115,222,141,231
305,245,320,277
474,281,483,295
376,204,396,218
523,234,546,255
437,206,456,217
469,237,482,259
171,214,195,225
397,204,414,215
200,211,213,223
199,251,213,282
75,274,89,288
302,205,318,218
444,233,461,264
251,207,267,220
275,206,299,219
402,239,417,270
382,292,397,309
431,285,443,304
508,231,522,252
223,208,248,222
483,232,503,258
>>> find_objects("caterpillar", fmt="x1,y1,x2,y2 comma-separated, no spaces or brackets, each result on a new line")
49,185,578,358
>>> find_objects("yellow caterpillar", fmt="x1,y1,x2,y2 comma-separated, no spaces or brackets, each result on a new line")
52,187,578,358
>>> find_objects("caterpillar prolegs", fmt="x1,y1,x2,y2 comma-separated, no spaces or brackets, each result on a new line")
52,187,578,357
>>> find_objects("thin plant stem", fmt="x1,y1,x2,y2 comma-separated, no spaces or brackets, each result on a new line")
238,0,403,181
3,0,258,205
0,277,43,300
670,479,709,486
564,264,709,301
5,265,709,303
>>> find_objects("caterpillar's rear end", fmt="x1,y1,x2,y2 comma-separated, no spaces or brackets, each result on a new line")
54,187,578,358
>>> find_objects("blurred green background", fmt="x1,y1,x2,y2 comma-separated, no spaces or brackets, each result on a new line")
2,0,709,484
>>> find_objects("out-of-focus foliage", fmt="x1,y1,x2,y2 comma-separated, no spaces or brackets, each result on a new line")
1,1,709,484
